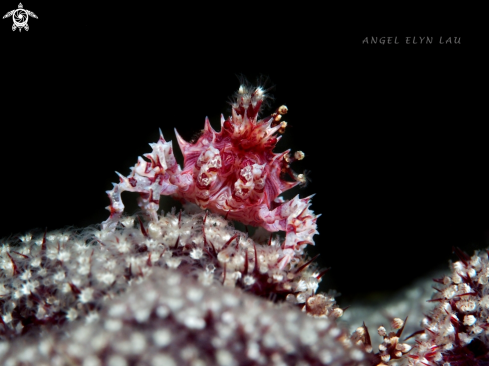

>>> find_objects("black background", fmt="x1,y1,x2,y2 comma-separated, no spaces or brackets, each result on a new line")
0,5,485,304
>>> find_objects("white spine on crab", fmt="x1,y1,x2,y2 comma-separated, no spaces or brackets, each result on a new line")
204,116,216,134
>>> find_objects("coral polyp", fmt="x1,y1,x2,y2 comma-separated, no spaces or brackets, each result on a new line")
103,83,319,270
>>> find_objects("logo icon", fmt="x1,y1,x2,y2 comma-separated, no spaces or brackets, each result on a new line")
3,3,37,32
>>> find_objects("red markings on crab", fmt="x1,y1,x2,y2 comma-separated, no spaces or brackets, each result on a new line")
264,137,277,149
253,187,265,195
239,172,249,183
197,196,210,206
240,158,254,168
231,191,244,202
156,175,166,185
236,104,245,117
144,161,152,175
223,121,234,134
141,189,159,205
297,205,310,219
220,151,235,174
286,224,297,234
247,101,262,119
155,154,163,169
196,178,212,191
144,154,155,167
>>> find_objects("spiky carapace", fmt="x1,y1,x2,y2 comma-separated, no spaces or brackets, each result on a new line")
102,83,319,269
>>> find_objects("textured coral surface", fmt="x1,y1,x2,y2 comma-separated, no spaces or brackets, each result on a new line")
0,267,367,366
404,249,489,365
0,210,338,339
0,211,369,365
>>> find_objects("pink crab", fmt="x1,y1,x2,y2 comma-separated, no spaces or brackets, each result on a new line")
103,83,319,269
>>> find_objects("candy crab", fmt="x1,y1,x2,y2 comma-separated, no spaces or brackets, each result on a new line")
103,83,319,269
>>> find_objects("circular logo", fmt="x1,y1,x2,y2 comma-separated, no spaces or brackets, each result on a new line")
12,9,27,27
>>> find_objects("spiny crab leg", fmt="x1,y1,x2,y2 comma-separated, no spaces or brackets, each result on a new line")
102,130,184,230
